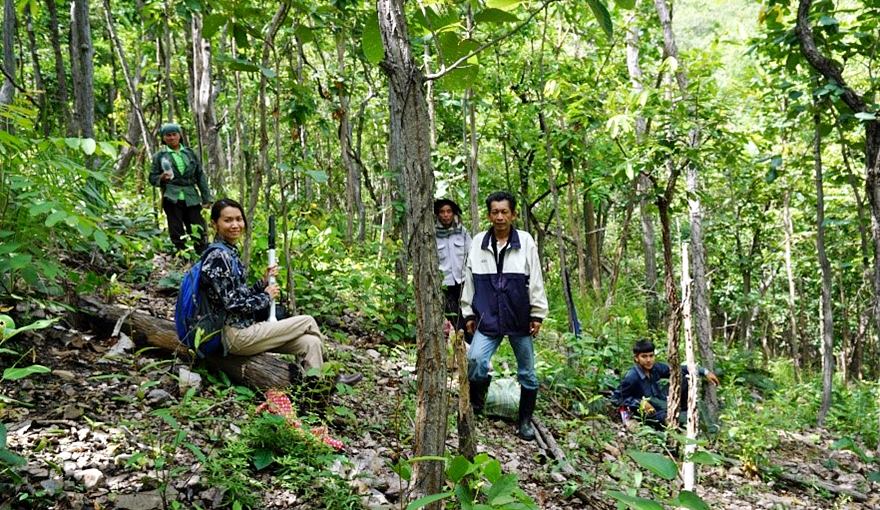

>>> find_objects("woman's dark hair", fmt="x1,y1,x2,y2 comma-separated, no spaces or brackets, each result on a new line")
210,198,248,230
633,340,655,355
485,191,517,213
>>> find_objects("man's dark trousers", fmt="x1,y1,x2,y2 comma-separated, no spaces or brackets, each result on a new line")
162,197,207,254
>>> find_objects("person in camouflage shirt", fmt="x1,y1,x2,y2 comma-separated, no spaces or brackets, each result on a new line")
201,198,362,386
149,123,212,254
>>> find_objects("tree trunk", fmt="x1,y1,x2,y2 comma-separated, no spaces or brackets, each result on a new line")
102,0,154,174
0,0,14,107
377,0,448,501
813,105,834,427
77,297,302,389
161,0,176,122
190,13,225,193
70,0,95,138
680,241,699,491
795,0,880,347
24,5,47,133
658,177,683,429
782,190,803,376
584,193,601,294
565,160,587,299
337,32,365,243
243,4,288,265
45,0,71,133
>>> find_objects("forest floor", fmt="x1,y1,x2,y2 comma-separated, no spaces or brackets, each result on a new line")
2,257,879,509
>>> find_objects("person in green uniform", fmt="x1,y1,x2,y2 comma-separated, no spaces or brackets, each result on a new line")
149,123,212,254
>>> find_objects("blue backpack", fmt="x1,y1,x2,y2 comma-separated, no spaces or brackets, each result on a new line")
174,243,241,357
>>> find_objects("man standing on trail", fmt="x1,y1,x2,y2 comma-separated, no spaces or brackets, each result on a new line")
149,123,212,255
461,191,548,441
434,198,472,342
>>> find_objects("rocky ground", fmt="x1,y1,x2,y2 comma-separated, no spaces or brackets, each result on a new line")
1,257,878,509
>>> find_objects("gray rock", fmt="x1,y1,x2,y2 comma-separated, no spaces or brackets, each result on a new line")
363,490,392,510
366,349,381,359
177,367,202,394
75,468,104,489
145,389,174,406
63,461,78,476
114,489,175,510
40,478,63,495
62,405,84,420
53,369,77,381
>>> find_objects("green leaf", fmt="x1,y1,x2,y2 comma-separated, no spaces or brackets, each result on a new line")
868,471,880,482
0,448,26,466
260,66,277,79
607,491,664,510
447,455,471,482
586,0,613,38
818,15,838,26
855,111,876,121
406,491,453,510
3,365,51,381
93,230,109,251
252,448,273,470
616,0,636,9
232,23,249,48
689,451,723,466
98,141,117,159
362,15,384,64
486,474,517,504
627,450,678,480
673,490,710,510
81,138,96,155
63,137,80,150
45,210,67,227
7,253,32,270
215,54,260,72
474,8,519,23
1,317,57,342
28,202,55,216
486,0,521,11
294,25,314,43
306,170,328,183
202,13,226,39
0,423,6,447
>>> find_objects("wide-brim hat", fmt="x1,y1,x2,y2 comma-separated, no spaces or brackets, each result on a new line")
434,198,462,216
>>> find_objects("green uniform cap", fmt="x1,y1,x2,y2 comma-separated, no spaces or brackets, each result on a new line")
160,123,182,136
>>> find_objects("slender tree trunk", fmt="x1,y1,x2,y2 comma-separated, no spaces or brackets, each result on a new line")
244,3,289,266
24,5,47,133
584,194,601,294
337,32,364,243
624,7,661,328
782,190,802,376
680,241,698,491
423,45,436,150
102,0,154,166
161,0,176,121
659,174,683,429
191,13,226,192
566,161,587,299
45,0,71,133
377,0,448,501
70,0,95,138
0,0,15,107
813,105,834,427
795,0,880,349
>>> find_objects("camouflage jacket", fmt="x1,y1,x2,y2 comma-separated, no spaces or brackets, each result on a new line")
200,238,269,329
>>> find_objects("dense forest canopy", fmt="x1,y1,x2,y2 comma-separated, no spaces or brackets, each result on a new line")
1,0,880,507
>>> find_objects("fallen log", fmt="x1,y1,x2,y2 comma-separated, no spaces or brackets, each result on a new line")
78,296,300,390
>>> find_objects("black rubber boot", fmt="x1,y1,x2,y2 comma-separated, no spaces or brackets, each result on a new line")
469,376,491,416
517,387,537,441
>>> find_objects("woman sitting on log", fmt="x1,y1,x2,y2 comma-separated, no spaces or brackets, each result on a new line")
201,198,362,387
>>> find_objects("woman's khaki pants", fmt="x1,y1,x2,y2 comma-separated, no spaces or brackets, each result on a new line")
224,315,325,371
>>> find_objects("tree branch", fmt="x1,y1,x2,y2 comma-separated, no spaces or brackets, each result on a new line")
794,0,867,114
425,0,560,81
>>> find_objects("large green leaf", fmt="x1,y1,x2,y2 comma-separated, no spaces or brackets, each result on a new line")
586,0,613,38
607,491,664,510
252,448,273,470
627,450,678,480
688,451,723,466
362,15,384,64
486,0,521,11
447,455,471,482
202,13,226,39
672,490,710,510
474,8,519,23
406,491,453,510
617,0,636,8
3,365,51,381
0,448,25,466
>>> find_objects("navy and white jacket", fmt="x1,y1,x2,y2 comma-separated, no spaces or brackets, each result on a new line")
461,228,548,337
